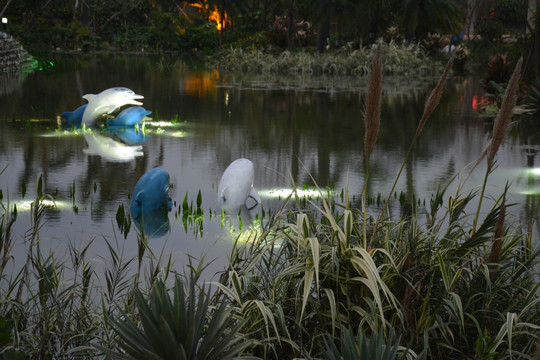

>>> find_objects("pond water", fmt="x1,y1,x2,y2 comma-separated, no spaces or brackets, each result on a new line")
1,54,539,281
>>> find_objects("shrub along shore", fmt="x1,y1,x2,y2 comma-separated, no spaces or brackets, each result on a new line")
1,49,539,360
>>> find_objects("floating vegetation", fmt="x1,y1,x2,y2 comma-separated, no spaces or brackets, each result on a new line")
212,39,441,78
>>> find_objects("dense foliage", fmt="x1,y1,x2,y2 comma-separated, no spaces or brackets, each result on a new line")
0,0,529,54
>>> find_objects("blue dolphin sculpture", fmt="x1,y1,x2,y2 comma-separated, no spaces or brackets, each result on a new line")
106,106,151,127
130,168,172,222
60,104,87,129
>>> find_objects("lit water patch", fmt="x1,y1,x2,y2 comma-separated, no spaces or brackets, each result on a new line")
258,187,333,199
7,198,71,212
142,121,187,137
143,121,185,128
41,130,84,137
514,167,540,195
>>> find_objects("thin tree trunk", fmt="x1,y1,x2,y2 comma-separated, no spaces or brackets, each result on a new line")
0,0,14,18
287,1,295,50
527,0,536,34
317,18,329,53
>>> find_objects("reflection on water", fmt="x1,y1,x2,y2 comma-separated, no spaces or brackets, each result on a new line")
1,54,540,280
0,72,29,96
133,209,170,238
83,131,144,162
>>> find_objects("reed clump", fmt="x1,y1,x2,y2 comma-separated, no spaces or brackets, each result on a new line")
212,39,440,78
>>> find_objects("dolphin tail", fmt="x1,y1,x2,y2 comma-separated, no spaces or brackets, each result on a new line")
60,112,73,128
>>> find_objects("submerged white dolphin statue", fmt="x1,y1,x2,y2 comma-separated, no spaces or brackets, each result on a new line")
218,158,261,210
81,87,144,127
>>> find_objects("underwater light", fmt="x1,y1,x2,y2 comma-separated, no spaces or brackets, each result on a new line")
229,227,259,244
144,121,183,128
42,131,82,137
258,188,332,199
10,199,72,212
524,168,540,176
170,131,186,138
518,188,540,195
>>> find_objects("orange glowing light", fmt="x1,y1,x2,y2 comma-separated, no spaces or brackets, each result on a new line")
190,2,230,32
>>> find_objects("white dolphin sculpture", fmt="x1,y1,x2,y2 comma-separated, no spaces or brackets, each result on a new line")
218,158,261,210
83,133,143,162
81,87,144,127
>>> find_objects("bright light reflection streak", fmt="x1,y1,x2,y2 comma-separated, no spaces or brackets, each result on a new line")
258,188,332,199
6,199,72,212
41,132,82,137
515,168,540,194
524,168,540,177
143,121,185,128
144,130,186,138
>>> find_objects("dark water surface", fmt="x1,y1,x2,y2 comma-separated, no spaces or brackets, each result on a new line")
1,54,539,280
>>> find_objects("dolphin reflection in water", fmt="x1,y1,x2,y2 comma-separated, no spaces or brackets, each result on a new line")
130,168,173,238
83,132,143,162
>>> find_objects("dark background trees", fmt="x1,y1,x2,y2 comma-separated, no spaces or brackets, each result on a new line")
0,0,534,78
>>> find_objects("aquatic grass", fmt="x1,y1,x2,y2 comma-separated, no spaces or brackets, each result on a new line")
213,40,441,78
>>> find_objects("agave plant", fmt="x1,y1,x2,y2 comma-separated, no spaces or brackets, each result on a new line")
101,274,253,360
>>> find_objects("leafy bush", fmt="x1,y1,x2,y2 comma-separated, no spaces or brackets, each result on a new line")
476,19,504,42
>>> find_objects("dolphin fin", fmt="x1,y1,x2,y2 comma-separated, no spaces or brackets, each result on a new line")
82,94,96,102
135,190,145,202
220,186,229,202
107,104,119,114
246,187,261,210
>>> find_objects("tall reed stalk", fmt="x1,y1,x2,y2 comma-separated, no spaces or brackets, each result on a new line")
362,45,382,248
369,54,455,244
472,57,522,233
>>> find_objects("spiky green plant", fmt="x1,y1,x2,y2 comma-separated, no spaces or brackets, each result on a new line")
101,274,253,360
